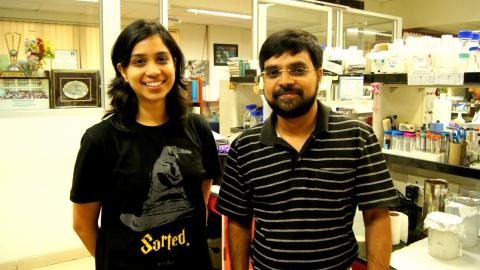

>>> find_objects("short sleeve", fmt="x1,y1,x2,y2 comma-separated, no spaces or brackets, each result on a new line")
70,130,108,203
354,126,399,210
191,113,222,183
215,139,252,220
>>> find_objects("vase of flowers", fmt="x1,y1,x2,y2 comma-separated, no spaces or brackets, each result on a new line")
24,37,54,76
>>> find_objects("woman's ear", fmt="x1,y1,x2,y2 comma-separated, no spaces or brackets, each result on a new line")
116,63,128,82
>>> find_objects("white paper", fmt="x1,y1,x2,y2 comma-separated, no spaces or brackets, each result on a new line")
390,211,402,245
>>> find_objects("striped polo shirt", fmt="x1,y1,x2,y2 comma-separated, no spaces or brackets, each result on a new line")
216,102,398,270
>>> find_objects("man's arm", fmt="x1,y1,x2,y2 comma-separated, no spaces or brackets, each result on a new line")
72,202,101,257
228,217,252,270
363,207,391,270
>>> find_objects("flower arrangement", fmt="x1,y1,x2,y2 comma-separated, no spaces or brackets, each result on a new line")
24,37,55,70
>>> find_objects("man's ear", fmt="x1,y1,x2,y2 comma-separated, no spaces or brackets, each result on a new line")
316,68,323,81
117,63,128,82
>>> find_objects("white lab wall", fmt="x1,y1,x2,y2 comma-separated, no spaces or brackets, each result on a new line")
0,109,104,264
172,23,252,101
0,22,251,264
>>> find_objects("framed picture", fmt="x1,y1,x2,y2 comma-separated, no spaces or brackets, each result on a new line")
50,69,100,108
213,43,238,66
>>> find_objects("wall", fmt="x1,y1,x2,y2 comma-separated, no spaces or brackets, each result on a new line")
208,25,252,101
364,0,480,30
0,22,252,265
0,109,104,265
167,23,252,101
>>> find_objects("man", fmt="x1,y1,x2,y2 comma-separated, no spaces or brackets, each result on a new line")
469,87,480,123
215,29,398,270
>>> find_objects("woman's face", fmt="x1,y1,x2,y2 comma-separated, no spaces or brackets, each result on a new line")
117,34,176,107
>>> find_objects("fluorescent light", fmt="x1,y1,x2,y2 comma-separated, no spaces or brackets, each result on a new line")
187,9,251,20
347,28,392,37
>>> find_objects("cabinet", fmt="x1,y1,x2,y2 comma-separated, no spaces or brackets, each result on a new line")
0,76,50,111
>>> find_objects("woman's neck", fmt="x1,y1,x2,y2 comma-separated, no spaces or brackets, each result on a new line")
136,102,168,126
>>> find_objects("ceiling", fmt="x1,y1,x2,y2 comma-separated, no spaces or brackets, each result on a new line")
0,0,477,35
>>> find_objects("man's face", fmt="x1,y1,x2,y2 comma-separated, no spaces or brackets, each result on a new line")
469,87,480,101
262,50,322,118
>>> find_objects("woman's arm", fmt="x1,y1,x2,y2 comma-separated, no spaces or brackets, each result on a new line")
202,179,213,222
72,202,101,257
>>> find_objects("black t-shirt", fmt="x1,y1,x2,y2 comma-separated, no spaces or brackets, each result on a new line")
70,113,221,270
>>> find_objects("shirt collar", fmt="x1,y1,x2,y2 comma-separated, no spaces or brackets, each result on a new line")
260,101,331,146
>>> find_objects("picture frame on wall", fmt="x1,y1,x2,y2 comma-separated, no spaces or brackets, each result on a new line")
50,69,100,108
213,43,238,66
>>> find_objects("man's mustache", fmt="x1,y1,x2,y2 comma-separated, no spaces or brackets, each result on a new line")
273,87,304,99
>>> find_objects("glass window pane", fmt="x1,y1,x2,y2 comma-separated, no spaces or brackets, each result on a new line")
343,12,395,53
260,1,331,47
0,0,100,71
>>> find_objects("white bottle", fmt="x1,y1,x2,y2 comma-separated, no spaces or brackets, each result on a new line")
467,46,480,72
385,39,406,73
458,30,473,72
433,35,459,73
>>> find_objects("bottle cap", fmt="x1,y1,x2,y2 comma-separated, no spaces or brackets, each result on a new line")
458,30,473,40
392,130,404,136
472,33,480,41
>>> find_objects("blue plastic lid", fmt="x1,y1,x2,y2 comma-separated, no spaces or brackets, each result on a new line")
384,130,393,135
472,33,480,40
245,104,257,110
458,30,473,40
392,130,404,136
251,110,262,117
469,46,479,51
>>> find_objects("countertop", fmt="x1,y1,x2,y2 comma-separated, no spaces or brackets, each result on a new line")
390,238,480,270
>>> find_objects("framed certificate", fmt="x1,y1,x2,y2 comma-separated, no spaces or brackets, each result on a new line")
50,69,100,108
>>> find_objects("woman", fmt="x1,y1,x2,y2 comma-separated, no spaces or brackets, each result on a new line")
70,19,221,269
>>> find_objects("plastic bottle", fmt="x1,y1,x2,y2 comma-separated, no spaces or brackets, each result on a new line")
466,46,480,72
404,132,416,152
211,111,218,122
420,132,426,152
433,35,459,73
243,104,257,129
415,131,421,151
383,130,392,150
458,30,473,72
392,130,404,151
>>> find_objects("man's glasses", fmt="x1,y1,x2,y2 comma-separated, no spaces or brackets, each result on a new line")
261,67,317,80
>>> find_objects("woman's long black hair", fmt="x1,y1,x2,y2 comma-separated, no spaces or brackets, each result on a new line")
104,19,188,129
